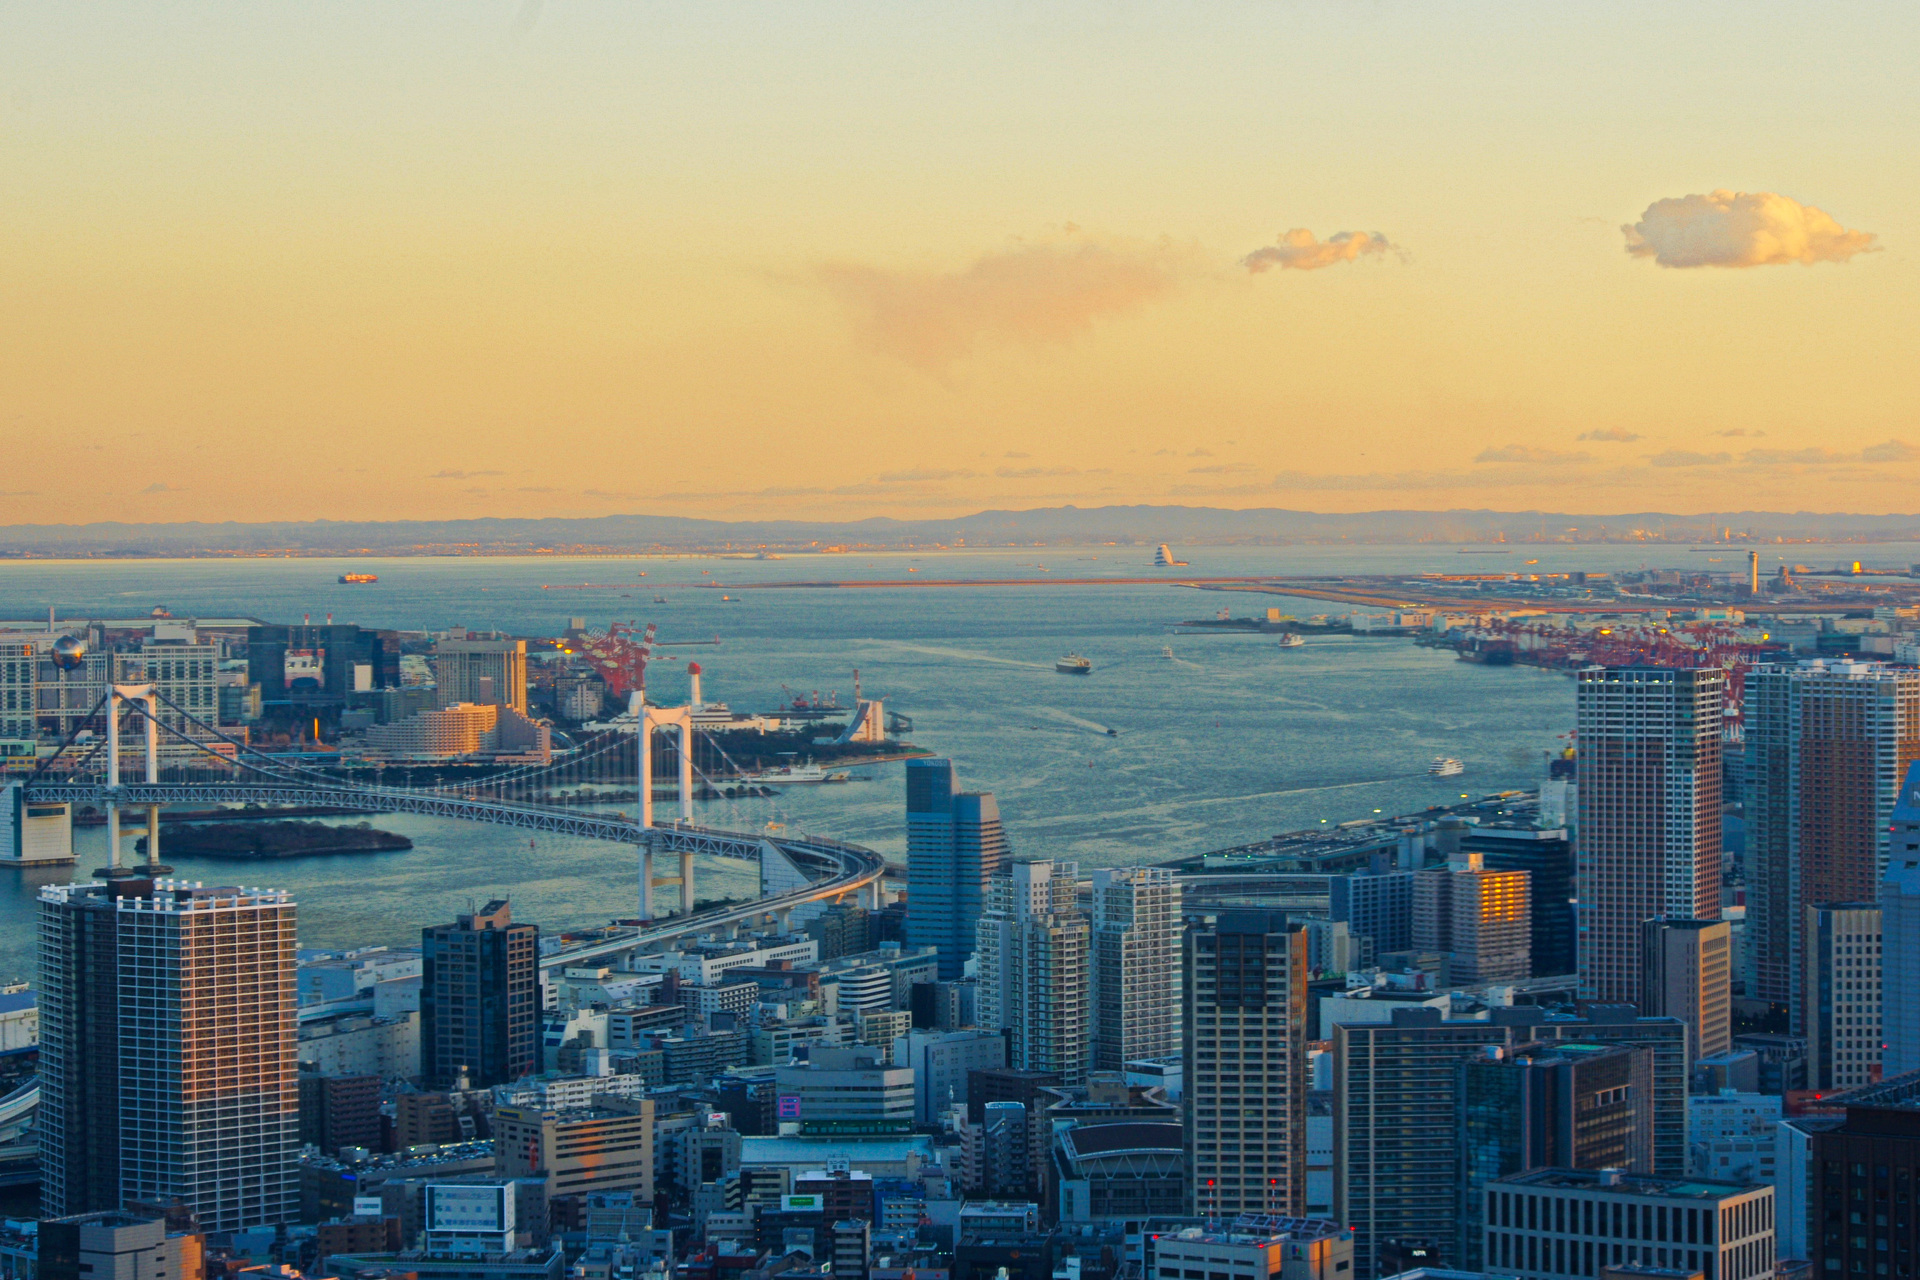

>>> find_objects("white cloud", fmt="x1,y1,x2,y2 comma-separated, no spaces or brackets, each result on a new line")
1577,428,1642,442
1623,190,1878,268
1243,228,1396,273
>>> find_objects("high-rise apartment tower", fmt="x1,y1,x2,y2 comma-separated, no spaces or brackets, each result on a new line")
1090,865,1181,1071
1575,666,1724,1004
1744,660,1920,1029
39,878,299,1230
1185,910,1309,1219
976,860,1089,1085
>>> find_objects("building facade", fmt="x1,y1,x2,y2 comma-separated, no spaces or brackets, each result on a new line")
1185,911,1310,1219
903,759,1009,981
39,878,300,1230
431,639,530,715
1744,661,1920,1023
420,899,541,1088
1807,1073,1920,1278
1090,866,1182,1072
1804,902,1882,1091
1411,852,1531,985
1575,666,1725,1005
1456,1042,1655,1270
1642,918,1733,1065
977,860,1090,1085
1880,762,1920,1077
1484,1168,1774,1280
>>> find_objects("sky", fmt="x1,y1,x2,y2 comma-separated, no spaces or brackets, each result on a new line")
2,2,1917,524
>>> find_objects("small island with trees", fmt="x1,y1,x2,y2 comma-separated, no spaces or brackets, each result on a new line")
136,821,412,860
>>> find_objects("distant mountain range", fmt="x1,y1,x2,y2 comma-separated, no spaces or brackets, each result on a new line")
3,505,1920,556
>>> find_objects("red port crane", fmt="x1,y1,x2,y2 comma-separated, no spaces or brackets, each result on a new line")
574,621,657,700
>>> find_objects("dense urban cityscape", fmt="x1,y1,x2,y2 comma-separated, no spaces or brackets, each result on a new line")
6,8,1912,1280
0,564,1917,1280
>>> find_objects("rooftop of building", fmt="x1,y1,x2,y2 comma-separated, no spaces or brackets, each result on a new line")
740,1135,932,1167
1161,1216,1351,1245
303,1140,495,1175
1496,1169,1764,1199
1058,1123,1184,1160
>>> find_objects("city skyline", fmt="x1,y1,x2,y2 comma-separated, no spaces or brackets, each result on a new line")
2,4,1917,524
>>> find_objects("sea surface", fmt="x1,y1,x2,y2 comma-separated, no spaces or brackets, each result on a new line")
2,540,1913,980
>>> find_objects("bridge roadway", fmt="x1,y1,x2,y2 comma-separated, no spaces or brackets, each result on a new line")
25,782,887,967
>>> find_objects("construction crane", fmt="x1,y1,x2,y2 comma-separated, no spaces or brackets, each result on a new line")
573,621,658,701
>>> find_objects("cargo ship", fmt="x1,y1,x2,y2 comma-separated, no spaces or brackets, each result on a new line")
338,573,378,584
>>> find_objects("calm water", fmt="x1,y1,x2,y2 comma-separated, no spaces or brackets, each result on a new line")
4,541,1910,980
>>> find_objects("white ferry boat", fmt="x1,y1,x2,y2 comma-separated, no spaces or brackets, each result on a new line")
1056,654,1093,675
1428,756,1465,777
739,763,852,785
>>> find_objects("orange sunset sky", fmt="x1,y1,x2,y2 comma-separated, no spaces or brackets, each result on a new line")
2,3,1916,524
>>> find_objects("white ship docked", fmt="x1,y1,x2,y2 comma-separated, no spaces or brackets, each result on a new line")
1428,756,1465,777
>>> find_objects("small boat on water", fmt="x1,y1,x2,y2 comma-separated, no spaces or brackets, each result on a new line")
1162,645,1175,659
1277,632,1305,649
338,573,378,585
653,595,668,603
1429,756,1465,777
1056,654,1093,675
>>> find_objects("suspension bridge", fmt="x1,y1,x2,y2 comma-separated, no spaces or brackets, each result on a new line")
20,682,887,970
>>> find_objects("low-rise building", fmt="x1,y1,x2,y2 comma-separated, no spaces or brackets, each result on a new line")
1484,1168,1773,1280
1148,1217,1354,1280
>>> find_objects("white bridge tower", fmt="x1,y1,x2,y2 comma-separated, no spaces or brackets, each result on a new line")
634,694,695,920
99,683,172,879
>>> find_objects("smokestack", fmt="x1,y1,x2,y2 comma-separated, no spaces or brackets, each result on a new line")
687,661,703,707
1748,550,1760,595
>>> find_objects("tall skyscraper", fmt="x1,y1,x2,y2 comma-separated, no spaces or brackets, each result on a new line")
1805,902,1882,1091
1641,917,1733,1065
1185,910,1308,1219
421,899,541,1088
976,860,1089,1085
1090,865,1181,1071
1881,762,1920,1075
1575,666,1725,1004
904,758,1008,980
39,878,299,1229
1744,661,1920,1029
1411,851,1531,985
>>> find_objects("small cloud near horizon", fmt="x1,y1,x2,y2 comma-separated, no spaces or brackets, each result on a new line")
1624,190,1878,268
430,469,505,480
1648,450,1734,467
141,482,177,493
1475,445,1591,465
1578,428,1642,442
1243,229,1396,273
